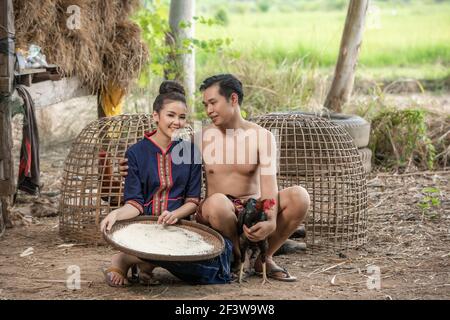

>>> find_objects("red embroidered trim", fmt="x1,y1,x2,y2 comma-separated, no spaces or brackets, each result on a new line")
145,130,173,155
152,153,164,216
163,154,173,212
159,156,168,216
145,196,184,206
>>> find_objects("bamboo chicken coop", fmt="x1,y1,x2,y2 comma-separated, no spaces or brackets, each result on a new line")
252,112,368,251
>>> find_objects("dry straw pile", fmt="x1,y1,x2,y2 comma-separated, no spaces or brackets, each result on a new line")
14,0,148,93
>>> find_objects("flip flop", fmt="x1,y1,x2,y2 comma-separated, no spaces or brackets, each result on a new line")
102,266,132,287
255,262,297,282
265,265,297,282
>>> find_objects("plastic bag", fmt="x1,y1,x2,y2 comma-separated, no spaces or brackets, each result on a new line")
17,44,49,69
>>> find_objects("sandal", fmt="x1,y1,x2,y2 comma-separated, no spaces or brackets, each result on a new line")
255,260,297,282
102,266,132,287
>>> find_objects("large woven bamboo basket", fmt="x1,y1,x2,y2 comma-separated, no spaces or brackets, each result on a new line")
59,114,192,244
103,216,225,262
252,112,368,251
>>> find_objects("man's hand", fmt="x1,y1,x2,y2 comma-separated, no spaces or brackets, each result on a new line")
100,210,118,233
157,210,179,225
243,220,276,242
119,158,128,177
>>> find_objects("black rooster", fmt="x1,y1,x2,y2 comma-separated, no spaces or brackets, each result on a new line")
237,198,274,284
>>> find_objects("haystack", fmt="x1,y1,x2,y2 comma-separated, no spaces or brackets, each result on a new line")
13,0,147,94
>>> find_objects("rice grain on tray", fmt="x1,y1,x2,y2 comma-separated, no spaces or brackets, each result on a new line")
112,224,214,256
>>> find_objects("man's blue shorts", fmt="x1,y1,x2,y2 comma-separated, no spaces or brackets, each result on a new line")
144,237,233,285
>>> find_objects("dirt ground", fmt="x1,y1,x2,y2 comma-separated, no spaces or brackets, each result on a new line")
0,141,449,301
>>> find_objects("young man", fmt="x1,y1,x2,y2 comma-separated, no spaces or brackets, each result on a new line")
193,74,310,281
120,74,310,282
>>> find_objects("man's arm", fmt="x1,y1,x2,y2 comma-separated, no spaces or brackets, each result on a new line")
244,128,278,242
259,128,278,219
119,158,128,177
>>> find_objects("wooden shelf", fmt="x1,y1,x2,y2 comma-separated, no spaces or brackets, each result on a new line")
14,68,46,76
15,65,62,86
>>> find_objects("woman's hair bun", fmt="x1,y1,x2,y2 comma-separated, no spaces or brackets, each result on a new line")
159,80,185,96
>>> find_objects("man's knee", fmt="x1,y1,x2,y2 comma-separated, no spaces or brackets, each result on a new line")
283,186,310,220
202,193,230,212
201,193,235,223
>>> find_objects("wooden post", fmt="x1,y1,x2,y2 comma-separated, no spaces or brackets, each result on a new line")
324,0,369,113
0,0,16,234
0,0,14,93
97,88,106,119
0,195,12,236
168,0,195,104
0,197,4,236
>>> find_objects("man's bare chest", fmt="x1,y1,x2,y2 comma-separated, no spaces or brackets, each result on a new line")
203,162,259,177
201,134,259,166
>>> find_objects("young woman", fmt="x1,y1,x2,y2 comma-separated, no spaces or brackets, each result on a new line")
100,81,232,287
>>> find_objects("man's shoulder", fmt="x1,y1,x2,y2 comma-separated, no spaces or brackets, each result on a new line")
246,120,265,130
244,121,273,137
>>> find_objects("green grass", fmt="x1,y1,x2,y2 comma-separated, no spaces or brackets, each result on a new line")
196,2,450,72
354,64,450,82
131,1,450,116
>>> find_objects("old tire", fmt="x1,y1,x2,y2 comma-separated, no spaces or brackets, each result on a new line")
294,111,371,148
358,148,372,174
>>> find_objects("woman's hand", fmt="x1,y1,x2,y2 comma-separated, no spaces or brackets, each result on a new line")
157,210,179,225
100,210,119,233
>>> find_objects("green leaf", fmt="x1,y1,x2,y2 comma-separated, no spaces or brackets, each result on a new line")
418,202,429,210
423,187,439,194
431,198,441,206
179,21,192,29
